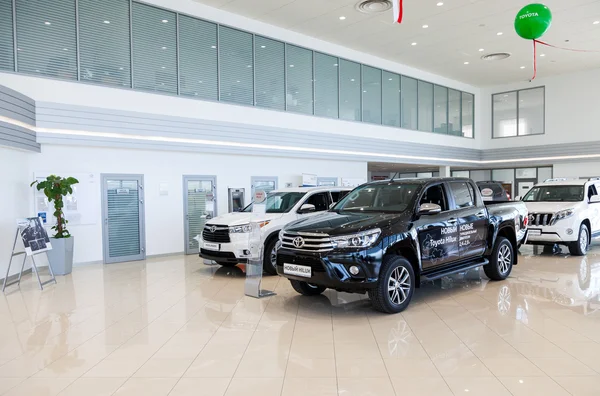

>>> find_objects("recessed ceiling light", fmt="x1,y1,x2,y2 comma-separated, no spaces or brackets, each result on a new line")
478,48,484,52
437,2,444,6
290,64,294,67
44,21,51,25
161,46,167,50
333,63,338,66
103,20,110,24
339,16,346,20
363,90,367,93
162,66,166,69
540,53,545,57
260,45,266,48
236,80,240,83
63,48,68,51
351,78,355,81
388,78,393,81
119,67,123,70
464,61,469,65
162,19,168,23
411,42,417,46
520,66,525,69
497,32,503,36
593,21,599,25
422,24,429,28
211,45,216,49
247,65,252,68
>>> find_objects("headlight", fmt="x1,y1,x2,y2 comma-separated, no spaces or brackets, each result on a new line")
553,209,574,224
229,221,270,234
331,228,381,249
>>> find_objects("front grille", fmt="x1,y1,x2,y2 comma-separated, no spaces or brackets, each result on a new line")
277,253,326,272
200,249,236,260
528,213,555,227
281,231,333,252
202,225,231,243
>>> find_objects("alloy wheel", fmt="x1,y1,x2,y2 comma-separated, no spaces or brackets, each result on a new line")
580,227,589,254
498,244,512,274
388,267,411,305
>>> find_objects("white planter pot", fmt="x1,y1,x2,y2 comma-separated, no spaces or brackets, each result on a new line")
46,237,74,275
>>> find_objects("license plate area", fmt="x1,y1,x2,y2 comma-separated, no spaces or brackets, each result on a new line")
283,263,312,278
528,229,542,236
204,242,220,251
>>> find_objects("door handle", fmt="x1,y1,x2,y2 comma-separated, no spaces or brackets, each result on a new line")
447,218,457,224
476,211,486,218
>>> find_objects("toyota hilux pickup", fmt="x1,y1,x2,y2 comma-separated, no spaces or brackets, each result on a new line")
276,177,528,313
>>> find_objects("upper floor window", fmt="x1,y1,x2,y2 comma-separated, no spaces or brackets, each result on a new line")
493,87,544,138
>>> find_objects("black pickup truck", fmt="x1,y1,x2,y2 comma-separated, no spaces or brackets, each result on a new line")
276,177,528,313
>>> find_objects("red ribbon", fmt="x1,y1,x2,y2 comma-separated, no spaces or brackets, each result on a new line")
398,0,403,23
393,0,403,23
530,39,600,81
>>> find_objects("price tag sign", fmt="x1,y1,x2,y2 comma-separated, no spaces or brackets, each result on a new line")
254,190,266,203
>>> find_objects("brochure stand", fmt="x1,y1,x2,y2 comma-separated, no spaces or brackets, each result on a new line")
3,220,57,292
244,221,276,299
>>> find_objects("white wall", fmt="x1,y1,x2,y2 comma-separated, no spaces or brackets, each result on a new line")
28,145,367,264
482,68,600,149
553,161,600,179
0,146,33,279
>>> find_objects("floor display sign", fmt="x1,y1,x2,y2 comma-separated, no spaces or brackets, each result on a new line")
2,218,57,292
244,221,276,299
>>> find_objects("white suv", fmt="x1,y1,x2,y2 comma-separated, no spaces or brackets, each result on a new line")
199,186,351,274
520,178,600,255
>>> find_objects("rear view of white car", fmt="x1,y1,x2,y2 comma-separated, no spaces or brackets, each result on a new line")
199,187,351,274
520,178,600,255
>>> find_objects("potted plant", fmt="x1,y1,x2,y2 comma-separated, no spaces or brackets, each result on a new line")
31,175,79,275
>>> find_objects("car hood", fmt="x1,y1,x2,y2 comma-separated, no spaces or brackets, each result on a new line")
285,210,409,236
523,201,581,213
206,212,283,226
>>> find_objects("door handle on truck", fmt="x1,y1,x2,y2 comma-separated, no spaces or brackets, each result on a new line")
447,218,457,224
476,211,486,218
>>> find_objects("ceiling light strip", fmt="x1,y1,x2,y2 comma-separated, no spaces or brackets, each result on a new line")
2,115,599,165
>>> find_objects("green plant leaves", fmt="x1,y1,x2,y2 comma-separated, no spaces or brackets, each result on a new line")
31,175,79,239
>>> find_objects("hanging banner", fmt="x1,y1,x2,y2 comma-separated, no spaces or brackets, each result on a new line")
392,0,403,23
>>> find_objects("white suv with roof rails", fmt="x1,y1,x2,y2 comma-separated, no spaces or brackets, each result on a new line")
199,186,351,274
519,178,600,255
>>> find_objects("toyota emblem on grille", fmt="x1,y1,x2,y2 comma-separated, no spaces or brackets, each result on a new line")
528,214,534,223
209,225,217,233
292,236,305,248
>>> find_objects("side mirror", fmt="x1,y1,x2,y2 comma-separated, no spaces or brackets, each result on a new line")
515,196,522,201
590,195,600,203
418,203,442,216
298,203,316,214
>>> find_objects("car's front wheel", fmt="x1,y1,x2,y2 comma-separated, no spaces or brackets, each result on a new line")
369,256,415,314
569,223,589,256
290,280,326,296
262,237,279,275
484,236,513,280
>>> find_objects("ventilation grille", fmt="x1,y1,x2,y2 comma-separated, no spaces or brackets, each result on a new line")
355,0,392,14
481,52,511,61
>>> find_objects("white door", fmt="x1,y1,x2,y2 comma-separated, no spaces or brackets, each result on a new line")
183,176,217,255
518,181,535,198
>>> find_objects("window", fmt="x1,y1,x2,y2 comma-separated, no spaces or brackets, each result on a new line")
286,44,313,115
255,36,285,110
434,85,448,134
462,92,474,138
452,171,470,178
587,185,598,200
16,0,77,80
306,192,331,212
419,184,448,211
362,65,381,124
493,87,544,138
219,26,253,105
523,186,584,202
448,89,461,136
450,182,475,208
330,190,349,202
339,59,361,121
264,192,305,213
418,81,433,132
0,0,14,71
314,52,339,118
382,71,400,127
401,76,417,130
178,15,218,100
132,3,177,93
79,0,131,87
335,184,419,212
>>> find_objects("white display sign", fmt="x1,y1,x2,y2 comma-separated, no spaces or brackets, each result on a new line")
254,190,266,203
302,173,317,187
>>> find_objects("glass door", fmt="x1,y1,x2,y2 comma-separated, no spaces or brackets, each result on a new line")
101,174,145,264
184,175,217,255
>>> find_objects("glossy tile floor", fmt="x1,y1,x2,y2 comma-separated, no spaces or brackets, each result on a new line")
1,245,600,396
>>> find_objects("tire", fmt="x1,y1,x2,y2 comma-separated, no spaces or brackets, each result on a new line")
215,262,238,268
569,223,589,256
290,280,326,296
484,236,514,281
262,237,279,275
368,256,415,314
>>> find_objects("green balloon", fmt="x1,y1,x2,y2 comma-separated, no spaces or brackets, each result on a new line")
514,3,552,40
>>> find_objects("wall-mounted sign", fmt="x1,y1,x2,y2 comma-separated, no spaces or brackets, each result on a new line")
302,173,317,187
116,188,129,195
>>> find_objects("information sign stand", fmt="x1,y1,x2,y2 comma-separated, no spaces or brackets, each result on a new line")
244,220,276,298
2,219,57,292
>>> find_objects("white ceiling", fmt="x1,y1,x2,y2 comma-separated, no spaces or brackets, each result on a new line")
192,0,600,86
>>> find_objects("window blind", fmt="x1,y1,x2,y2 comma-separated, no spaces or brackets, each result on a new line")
418,80,433,132
79,0,131,87
178,15,217,100
448,89,462,136
362,65,381,124
434,85,448,134
285,44,313,115
131,2,177,94
0,0,14,71
15,0,77,79
382,71,400,127
401,76,417,130
219,26,253,106
339,59,360,121
314,52,338,118
255,36,285,110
